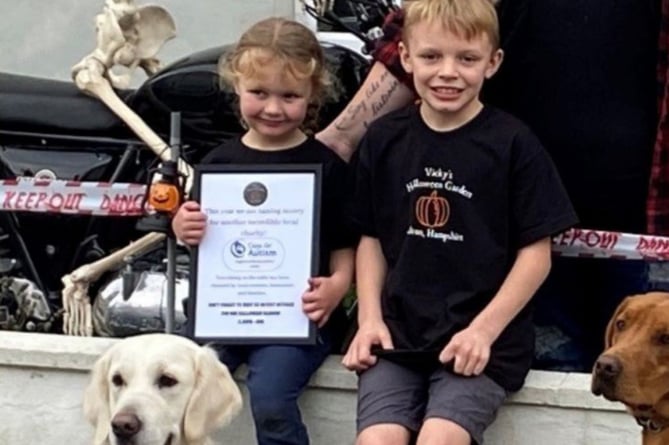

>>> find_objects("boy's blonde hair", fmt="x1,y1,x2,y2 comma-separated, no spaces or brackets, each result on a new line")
402,0,500,50
218,17,331,105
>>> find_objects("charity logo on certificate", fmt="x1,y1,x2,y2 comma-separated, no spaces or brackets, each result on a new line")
188,164,321,344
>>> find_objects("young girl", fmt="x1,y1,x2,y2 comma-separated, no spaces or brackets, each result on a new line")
172,17,356,445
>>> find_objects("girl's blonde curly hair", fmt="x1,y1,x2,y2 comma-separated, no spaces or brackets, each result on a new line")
218,17,333,134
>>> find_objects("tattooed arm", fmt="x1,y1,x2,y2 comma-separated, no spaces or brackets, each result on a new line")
316,61,414,162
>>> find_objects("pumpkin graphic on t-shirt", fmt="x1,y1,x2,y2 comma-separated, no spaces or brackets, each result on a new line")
415,190,449,228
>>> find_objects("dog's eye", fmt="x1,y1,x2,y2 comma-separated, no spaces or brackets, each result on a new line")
660,334,669,345
111,373,125,387
615,319,626,330
157,374,178,388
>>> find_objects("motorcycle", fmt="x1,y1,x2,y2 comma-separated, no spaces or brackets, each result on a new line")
0,2,377,336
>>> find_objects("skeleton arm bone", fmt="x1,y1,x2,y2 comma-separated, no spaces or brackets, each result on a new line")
62,232,167,336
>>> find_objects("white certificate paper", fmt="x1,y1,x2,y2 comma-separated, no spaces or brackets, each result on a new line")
189,165,320,344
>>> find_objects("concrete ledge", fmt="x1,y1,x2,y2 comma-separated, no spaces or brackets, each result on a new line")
0,331,641,444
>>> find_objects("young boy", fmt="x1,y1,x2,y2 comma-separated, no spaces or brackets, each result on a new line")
342,1,578,444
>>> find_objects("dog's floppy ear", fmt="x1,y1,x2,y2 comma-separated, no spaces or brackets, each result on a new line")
184,346,242,442
83,349,113,445
604,296,632,348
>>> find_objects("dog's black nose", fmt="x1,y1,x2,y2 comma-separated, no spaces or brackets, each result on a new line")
111,412,142,439
594,354,623,380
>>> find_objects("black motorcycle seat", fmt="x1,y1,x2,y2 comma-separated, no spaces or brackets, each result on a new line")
0,72,130,137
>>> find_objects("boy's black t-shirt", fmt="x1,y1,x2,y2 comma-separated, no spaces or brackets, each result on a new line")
200,136,357,278
351,105,578,391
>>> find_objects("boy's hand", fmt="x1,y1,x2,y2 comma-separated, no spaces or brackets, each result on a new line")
172,201,207,245
438,326,493,376
342,319,393,372
301,273,349,327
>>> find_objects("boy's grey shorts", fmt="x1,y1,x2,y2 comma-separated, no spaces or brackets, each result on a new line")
357,358,508,445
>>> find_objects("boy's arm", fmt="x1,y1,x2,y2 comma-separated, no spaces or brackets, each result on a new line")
316,62,414,162
472,236,552,342
329,247,355,286
439,237,552,376
355,236,387,323
342,235,394,371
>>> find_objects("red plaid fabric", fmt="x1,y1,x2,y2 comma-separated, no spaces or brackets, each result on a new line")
647,0,669,235
371,9,414,90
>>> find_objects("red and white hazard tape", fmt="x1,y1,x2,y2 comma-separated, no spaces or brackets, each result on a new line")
553,228,669,261
2,178,669,259
0,177,147,216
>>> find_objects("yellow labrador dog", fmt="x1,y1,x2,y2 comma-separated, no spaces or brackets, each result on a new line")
84,333,242,445
591,292,669,445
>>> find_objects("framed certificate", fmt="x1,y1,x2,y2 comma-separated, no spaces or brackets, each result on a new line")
188,164,321,344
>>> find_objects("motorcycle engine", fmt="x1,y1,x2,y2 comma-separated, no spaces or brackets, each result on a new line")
0,276,56,332
93,252,190,337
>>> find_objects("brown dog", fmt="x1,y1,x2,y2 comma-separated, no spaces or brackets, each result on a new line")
592,292,669,445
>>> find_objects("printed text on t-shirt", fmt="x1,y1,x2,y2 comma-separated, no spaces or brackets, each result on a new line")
404,166,471,243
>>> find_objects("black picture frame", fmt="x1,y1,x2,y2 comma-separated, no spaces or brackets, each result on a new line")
187,163,321,345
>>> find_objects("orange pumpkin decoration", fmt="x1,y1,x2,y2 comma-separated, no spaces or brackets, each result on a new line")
148,182,180,212
415,191,449,228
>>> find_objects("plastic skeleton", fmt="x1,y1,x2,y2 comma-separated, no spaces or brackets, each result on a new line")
62,0,335,336
307,0,334,15
62,0,192,336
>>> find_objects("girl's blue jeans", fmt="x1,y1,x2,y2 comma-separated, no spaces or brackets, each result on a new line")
215,332,331,445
